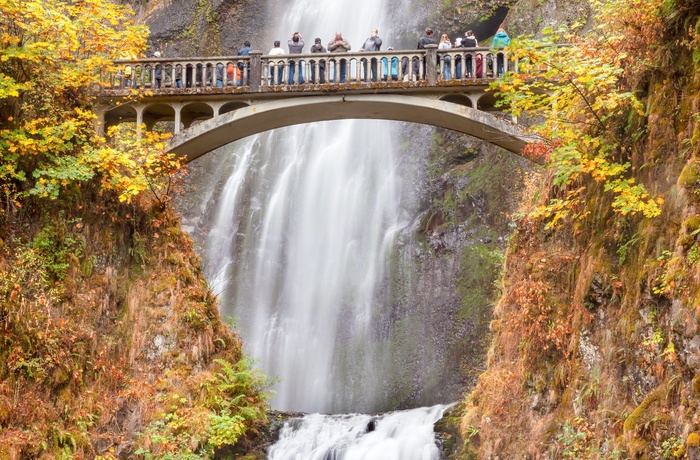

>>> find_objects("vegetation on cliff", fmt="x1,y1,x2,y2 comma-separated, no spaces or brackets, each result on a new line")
458,0,700,458
0,0,269,457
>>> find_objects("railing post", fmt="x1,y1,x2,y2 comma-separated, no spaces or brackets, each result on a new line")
250,51,262,91
425,44,437,84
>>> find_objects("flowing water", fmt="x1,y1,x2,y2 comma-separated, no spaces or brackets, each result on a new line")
188,0,451,455
203,122,405,413
268,405,449,460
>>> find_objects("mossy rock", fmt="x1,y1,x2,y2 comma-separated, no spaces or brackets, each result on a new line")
434,401,469,460
679,160,700,189
692,373,700,396
623,386,664,433
626,437,649,459
683,216,700,234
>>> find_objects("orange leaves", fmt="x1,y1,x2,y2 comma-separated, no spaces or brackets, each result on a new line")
522,141,554,162
508,279,573,364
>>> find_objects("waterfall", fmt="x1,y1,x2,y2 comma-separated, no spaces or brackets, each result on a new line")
267,405,449,460
181,0,455,453
203,120,406,413
190,0,425,415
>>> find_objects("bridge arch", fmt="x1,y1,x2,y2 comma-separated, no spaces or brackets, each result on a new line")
220,101,250,115
181,102,215,129
143,103,175,131
104,105,137,132
168,94,536,162
439,94,474,108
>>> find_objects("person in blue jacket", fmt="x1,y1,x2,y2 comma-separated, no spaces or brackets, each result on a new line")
490,27,511,77
237,40,253,85
381,47,398,81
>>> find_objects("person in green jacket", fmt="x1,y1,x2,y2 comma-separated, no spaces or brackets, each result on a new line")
490,27,511,76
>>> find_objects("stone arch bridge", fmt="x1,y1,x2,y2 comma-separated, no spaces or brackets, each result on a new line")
93,46,538,163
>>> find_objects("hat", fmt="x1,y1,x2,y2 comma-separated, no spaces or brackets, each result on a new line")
153,51,161,57
387,46,394,50
314,37,322,44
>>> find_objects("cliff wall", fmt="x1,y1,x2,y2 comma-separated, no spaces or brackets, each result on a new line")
453,1,700,458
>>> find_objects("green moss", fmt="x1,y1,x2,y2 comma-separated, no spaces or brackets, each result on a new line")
623,386,664,433
684,216,700,234
456,244,503,322
679,160,700,188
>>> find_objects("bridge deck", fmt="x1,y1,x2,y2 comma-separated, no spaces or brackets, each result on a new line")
91,46,539,160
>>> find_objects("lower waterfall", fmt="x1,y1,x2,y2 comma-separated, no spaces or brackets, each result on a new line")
267,405,450,460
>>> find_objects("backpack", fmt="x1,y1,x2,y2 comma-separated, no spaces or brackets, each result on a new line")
462,37,477,48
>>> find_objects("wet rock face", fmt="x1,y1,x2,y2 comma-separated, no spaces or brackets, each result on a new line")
141,0,267,56
505,0,592,37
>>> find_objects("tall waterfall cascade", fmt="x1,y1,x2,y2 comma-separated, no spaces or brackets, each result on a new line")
203,122,407,413
184,0,455,455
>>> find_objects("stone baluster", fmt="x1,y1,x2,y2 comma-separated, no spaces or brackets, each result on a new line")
425,44,437,85
250,50,262,91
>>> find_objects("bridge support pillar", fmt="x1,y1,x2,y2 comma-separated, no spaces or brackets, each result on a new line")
174,104,182,134
425,44,438,85
468,94,481,109
136,106,144,138
93,107,106,136
250,51,262,92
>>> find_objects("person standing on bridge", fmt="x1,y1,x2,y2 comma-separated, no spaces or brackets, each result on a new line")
462,30,478,78
490,27,510,77
403,28,434,80
269,40,285,85
438,34,452,80
153,51,163,88
328,32,351,83
287,32,305,84
381,47,398,81
310,37,327,83
237,40,253,86
360,28,382,82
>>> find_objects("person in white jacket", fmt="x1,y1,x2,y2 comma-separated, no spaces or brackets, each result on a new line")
269,40,285,85
438,33,452,80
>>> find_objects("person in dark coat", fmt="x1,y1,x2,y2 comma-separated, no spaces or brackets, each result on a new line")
402,27,434,80
287,32,305,84
462,30,479,78
237,40,252,85
153,51,163,88
360,28,382,81
310,37,327,83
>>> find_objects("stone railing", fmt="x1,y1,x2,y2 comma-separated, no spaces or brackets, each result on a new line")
102,45,516,91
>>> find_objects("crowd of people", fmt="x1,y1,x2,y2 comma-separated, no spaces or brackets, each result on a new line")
138,26,511,87
260,26,511,84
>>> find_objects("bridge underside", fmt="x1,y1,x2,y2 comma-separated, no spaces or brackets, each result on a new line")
168,94,536,162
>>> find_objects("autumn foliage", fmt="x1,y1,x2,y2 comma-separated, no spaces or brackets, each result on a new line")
1,0,178,207
0,0,270,458
462,0,700,458
492,0,668,225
